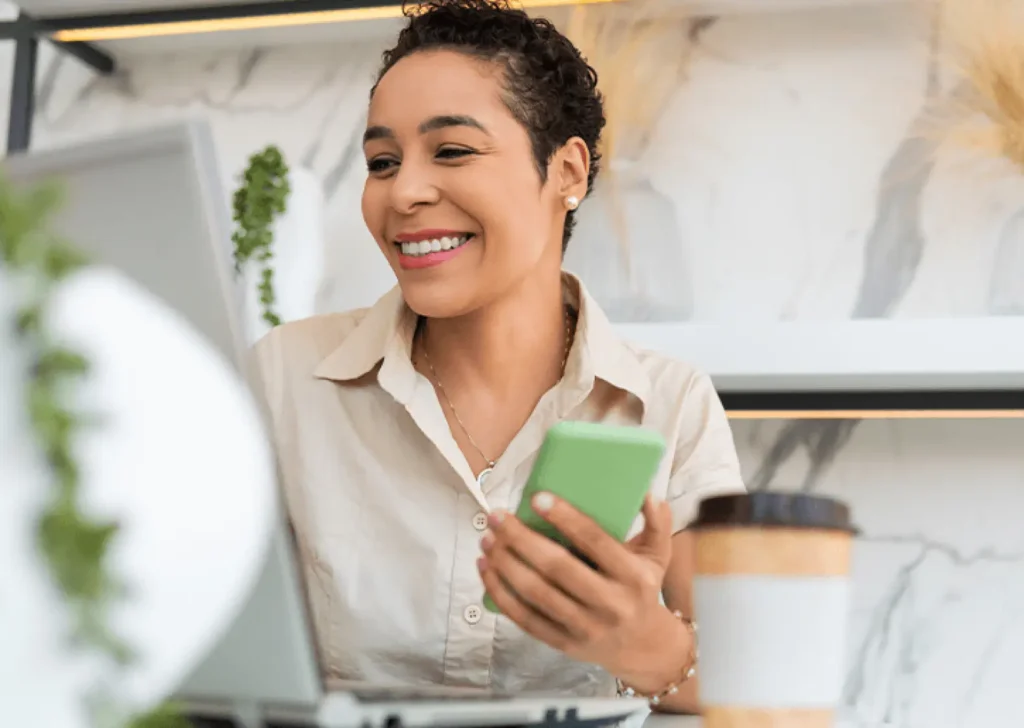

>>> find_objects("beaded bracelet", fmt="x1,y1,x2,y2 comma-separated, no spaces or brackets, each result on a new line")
615,610,698,706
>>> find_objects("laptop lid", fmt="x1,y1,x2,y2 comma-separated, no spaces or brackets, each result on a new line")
2,121,324,711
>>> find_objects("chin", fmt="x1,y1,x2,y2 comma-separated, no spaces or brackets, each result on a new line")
397,278,479,320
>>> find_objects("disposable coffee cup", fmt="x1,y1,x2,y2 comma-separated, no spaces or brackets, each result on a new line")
691,492,857,728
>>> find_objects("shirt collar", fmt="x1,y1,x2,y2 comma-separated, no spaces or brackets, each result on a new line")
561,274,650,409
313,273,650,409
311,285,420,404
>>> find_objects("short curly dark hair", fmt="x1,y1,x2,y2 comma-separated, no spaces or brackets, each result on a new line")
373,0,605,252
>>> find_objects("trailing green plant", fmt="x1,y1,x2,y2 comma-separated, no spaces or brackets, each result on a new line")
0,175,187,728
231,145,291,327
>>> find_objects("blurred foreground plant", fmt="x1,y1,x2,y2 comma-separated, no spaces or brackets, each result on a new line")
0,175,188,728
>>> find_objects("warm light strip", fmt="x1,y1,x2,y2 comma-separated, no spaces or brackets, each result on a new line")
726,409,1024,420
50,0,616,42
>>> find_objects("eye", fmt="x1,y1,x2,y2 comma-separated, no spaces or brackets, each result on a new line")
436,146,475,161
367,156,398,174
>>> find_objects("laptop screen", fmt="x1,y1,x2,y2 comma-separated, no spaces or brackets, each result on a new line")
3,122,325,710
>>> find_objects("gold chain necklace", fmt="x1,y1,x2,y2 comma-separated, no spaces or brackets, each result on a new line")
420,306,575,487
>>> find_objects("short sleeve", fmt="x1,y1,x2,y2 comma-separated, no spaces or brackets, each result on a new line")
666,372,746,533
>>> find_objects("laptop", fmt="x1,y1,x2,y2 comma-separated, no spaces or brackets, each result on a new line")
2,121,649,728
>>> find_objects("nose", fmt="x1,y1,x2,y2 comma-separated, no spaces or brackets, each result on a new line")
389,155,440,214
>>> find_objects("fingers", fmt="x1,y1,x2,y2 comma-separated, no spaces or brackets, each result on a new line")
479,496,674,657
476,548,595,642
482,512,611,611
529,492,637,582
477,556,574,653
631,494,674,558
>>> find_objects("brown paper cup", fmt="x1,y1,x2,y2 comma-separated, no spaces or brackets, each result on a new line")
691,492,857,728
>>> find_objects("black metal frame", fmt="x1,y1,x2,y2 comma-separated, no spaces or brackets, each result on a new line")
29,0,396,31
720,389,1024,414
3,1,383,155
3,13,115,154
5,19,37,153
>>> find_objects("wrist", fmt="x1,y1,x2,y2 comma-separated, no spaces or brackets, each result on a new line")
615,605,696,696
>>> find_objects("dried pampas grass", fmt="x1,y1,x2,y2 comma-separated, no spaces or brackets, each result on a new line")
563,1,699,263
566,0,697,164
938,0,1024,171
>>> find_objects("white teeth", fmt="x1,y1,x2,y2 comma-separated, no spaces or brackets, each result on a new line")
399,235,470,257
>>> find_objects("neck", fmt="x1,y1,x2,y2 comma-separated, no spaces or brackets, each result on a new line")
419,268,569,397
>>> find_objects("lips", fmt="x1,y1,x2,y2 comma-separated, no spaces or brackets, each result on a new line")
394,233,475,270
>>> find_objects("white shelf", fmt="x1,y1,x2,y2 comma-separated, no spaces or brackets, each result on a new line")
615,318,1024,392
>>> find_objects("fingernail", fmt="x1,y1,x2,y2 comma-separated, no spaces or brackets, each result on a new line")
480,532,494,551
533,492,555,513
488,511,506,527
477,556,487,572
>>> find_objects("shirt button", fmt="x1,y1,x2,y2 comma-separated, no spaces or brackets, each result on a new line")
472,512,488,531
464,604,483,624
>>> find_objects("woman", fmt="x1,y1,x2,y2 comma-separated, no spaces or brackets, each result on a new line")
254,0,745,713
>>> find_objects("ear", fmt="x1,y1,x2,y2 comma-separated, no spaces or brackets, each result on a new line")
552,137,590,203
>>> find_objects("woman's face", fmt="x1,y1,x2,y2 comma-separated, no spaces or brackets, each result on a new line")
362,49,587,318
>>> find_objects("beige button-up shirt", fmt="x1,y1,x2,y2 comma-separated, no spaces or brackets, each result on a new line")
253,274,745,696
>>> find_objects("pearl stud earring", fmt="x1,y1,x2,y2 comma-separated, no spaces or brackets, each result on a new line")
565,195,580,210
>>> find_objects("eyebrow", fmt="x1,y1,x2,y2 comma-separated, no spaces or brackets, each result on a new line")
362,114,490,145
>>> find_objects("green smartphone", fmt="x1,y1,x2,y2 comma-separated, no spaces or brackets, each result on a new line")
483,420,666,614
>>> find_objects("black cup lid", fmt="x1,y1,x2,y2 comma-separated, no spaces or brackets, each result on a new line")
691,492,858,534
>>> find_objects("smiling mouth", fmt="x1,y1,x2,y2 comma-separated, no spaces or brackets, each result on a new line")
395,233,474,258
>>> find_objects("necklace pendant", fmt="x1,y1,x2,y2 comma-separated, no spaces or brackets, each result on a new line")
476,467,494,487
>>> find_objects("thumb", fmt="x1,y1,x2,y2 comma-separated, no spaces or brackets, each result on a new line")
628,494,673,558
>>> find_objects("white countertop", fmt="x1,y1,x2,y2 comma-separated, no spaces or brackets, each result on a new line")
632,710,700,728
636,710,872,728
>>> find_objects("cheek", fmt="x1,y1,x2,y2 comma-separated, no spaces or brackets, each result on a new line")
360,181,386,245
479,170,550,258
